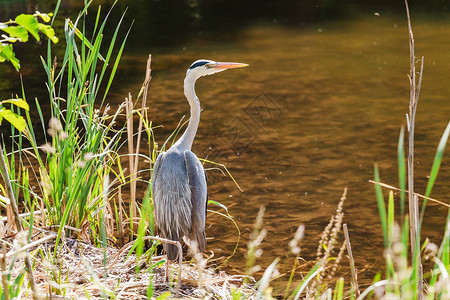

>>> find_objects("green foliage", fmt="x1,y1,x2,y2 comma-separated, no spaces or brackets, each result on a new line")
0,12,58,71
420,121,450,225
291,260,322,299
1,1,131,259
374,164,388,248
397,127,406,219
0,44,19,70
131,185,154,272
0,98,29,131
0,270,26,299
333,278,344,300
372,121,450,299
36,3,129,252
0,11,57,131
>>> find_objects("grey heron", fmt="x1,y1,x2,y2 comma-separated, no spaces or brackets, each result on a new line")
152,59,248,260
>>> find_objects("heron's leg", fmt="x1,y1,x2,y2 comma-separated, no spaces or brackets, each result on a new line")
165,258,169,283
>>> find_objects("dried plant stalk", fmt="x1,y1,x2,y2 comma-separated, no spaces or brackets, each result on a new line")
0,146,38,299
125,93,136,228
1,244,9,300
343,223,360,297
404,0,424,296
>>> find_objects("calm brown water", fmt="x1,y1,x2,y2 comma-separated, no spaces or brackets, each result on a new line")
120,17,450,289
1,4,450,291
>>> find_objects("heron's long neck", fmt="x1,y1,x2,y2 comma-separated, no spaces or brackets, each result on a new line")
175,74,200,150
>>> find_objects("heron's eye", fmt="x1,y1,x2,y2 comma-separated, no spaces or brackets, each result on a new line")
205,63,217,68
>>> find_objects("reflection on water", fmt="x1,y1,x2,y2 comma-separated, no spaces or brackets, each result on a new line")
1,3,450,292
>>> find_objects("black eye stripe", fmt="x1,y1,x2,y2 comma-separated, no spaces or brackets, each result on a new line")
189,61,209,69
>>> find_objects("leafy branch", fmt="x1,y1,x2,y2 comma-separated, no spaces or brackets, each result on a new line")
0,11,59,71
0,98,29,132
0,12,58,132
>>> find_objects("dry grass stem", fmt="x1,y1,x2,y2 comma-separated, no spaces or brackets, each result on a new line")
0,210,45,222
125,93,137,225
108,235,183,297
0,145,38,300
2,234,56,258
405,0,424,295
125,55,152,235
1,243,9,300
133,55,152,177
343,223,360,297
117,186,124,246
0,231,253,299
368,180,450,208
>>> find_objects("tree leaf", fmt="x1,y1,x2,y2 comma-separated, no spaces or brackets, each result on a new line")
1,26,29,42
35,12,52,23
1,98,30,111
38,23,59,43
0,44,20,70
0,108,26,132
15,14,40,41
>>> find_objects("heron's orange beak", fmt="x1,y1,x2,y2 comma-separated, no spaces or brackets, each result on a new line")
215,62,249,70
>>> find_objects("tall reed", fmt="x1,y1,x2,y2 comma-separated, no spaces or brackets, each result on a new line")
0,1,132,256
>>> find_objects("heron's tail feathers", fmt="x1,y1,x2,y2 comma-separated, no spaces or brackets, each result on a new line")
165,242,179,261
163,233,181,261
185,230,206,255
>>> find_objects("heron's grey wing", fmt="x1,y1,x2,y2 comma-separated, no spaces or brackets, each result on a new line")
184,151,207,253
151,152,165,235
151,152,165,195
152,151,181,259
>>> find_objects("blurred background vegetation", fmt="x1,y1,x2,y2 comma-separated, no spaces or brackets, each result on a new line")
3,0,450,48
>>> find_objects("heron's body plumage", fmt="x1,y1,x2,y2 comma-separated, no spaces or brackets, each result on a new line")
153,147,207,260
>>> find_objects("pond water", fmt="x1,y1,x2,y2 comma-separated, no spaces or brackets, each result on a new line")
126,17,450,289
1,1,450,293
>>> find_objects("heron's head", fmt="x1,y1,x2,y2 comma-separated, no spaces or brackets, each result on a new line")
186,59,248,79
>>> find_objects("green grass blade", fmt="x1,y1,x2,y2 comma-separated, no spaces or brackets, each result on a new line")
386,191,395,280
374,164,388,248
388,190,394,247
420,121,450,227
50,0,62,25
94,7,127,104
200,158,243,192
208,199,231,215
398,127,406,219
333,277,344,300
34,98,47,145
92,5,102,38
134,185,153,272
101,21,133,105
256,258,279,300
100,174,109,278
292,260,323,300
425,121,450,198
438,215,450,267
